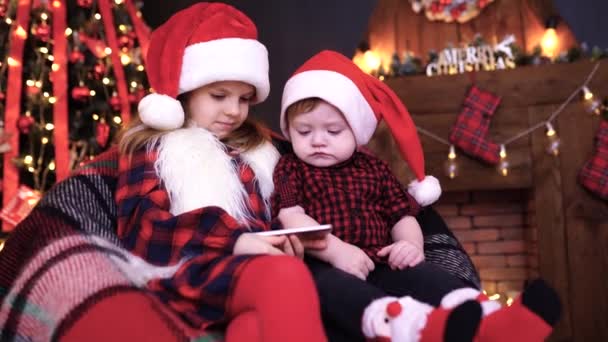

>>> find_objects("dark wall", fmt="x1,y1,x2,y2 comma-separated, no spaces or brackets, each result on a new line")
141,0,377,132
554,0,608,50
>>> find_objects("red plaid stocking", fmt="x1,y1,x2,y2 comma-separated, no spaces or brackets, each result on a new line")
579,119,608,200
449,85,501,165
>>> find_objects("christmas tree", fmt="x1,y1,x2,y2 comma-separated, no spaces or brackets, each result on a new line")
0,0,150,233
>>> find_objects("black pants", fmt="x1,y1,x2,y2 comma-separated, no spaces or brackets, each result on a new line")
305,258,470,342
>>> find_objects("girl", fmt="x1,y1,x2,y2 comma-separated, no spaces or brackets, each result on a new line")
114,3,326,342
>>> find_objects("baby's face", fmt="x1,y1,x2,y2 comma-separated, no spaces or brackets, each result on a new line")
288,101,357,167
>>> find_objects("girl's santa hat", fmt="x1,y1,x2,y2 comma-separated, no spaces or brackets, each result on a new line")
280,50,441,206
139,2,269,130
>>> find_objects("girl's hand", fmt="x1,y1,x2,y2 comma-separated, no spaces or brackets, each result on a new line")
329,241,375,280
233,233,287,256
377,240,424,270
281,235,305,259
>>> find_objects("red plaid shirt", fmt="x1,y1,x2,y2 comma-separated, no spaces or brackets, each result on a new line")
116,145,271,329
271,151,420,263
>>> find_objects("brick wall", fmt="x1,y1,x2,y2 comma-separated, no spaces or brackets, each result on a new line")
434,189,539,297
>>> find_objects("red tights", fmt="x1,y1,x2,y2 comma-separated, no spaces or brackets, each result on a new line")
226,255,327,342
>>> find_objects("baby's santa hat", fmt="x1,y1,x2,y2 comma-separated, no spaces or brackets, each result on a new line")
139,2,269,130
280,50,441,206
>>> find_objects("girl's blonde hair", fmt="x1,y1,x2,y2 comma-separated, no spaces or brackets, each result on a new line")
118,92,271,156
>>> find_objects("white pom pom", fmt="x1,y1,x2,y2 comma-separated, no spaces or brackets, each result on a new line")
408,175,441,207
138,93,184,130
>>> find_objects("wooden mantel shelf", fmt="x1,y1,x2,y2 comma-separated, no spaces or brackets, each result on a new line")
369,60,608,192
369,60,608,341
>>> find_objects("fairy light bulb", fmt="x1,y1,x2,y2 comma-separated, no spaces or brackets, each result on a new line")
443,145,459,179
582,86,594,100
498,144,509,177
545,122,560,156
24,155,33,164
48,161,56,171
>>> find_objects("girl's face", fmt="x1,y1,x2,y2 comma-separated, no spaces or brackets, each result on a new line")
186,81,255,139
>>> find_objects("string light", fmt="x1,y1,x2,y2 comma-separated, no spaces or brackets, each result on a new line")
488,293,501,301
65,27,72,36
5,18,12,25
26,79,35,87
48,161,56,171
102,77,111,85
40,12,49,21
130,81,138,88
92,114,100,120
39,47,49,54
136,65,145,72
89,90,96,96
28,166,35,173
41,137,49,144
498,144,509,176
47,55,54,62
24,155,33,164
104,47,112,55
120,53,131,65
7,57,20,67
545,122,560,156
43,91,50,98
94,13,102,20
51,63,60,72
15,25,27,39
113,116,123,124
582,86,594,101
444,145,459,179
48,96,57,104
35,80,42,88
582,86,602,115
45,123,55,131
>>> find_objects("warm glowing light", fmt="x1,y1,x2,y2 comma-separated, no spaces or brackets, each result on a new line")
541,28,558,58
53,1,62,8
43,92,50,98
102,77,111,85
7,57,19,67
92,114,100,120
94,13,102,20
545,122,556,137
130,81,138,88
39,47,49,54
28,166,35,173
119,24,127,32
506,297,514,306
48,161,56,171
113,116,123,124
136,65,145,72
5,18,12,25
363,50,381,73
488,294,501,301
47,55,54,62
51,63,60,72
104,47,112,55
26,79,35,87
48,96,57,104
448,145,457,159
35,80,42,88
15,25,27,39
45,123,55,130
65,27,73,36
120,54,131,65
582,86,594,101
40,12,49,21
41,137,49,144
115,0,124,4
90,90,96,96
24,155,33,164
499,145,507,159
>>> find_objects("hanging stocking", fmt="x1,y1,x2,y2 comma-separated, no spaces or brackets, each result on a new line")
449,85,501,165
579,119,608,201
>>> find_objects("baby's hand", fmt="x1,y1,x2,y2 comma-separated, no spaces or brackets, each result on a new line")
377,240,424,270
330,241,375,280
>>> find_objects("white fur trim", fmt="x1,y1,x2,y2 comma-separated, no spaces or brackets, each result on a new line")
408,175,441,207
362,296,398,339
138,93,185,130
481,300,502,316
180,38,269,103
280,70,377,145
440,288,482,309
154,127,277,223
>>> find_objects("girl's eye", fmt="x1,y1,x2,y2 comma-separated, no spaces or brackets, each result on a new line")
296,130,311,136
240,96,253,103
211,94,226,100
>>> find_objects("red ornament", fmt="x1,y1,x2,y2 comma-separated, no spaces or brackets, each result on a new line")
0,3,7,18
69,49,85,64
0,185,42,230
26,84,41,96
478,0,491,9
96,120,111,148
109,93,122,111
128,88,145,104
17,116,36,134
71,85,90,102
0,91,5,101
77,0,93,8
118,35,134,51
93,62,106,79
33,22,51,42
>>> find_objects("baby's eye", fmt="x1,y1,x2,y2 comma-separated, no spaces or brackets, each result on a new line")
296,130,311,136
328,130,342,135
211,94,226,100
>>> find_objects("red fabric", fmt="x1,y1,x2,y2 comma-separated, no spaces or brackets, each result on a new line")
98,0,131,125
145,3,258,98
3,0,32,232
61,291,188,342
227,256,327,342
125,0,151,65
272,152,420,263
116,146,272,329
579,120,608,200
473,297,552,342
51,0,70,181
449,85,501,165
419,307,451,342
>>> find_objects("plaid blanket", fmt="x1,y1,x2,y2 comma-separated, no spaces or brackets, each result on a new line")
0,141,480,342
0,149,219,341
